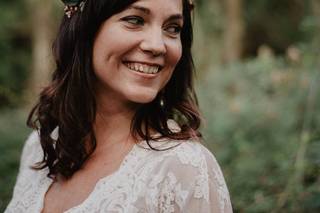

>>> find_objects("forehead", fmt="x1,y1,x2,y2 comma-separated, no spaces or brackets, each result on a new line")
129,0,183,15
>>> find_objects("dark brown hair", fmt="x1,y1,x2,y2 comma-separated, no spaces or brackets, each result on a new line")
27,0,201,179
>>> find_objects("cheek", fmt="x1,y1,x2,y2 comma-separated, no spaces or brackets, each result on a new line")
93,24,139,64
162,43,182,86
169,41,183,67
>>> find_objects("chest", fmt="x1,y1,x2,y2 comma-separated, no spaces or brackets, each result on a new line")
41,159,123,213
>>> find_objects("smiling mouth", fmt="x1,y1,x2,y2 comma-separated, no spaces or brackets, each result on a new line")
123,61,162,74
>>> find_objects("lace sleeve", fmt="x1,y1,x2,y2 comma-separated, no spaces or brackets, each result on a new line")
150,142,233,213
17,131,39,173
5,131,40,212
181,145,233,213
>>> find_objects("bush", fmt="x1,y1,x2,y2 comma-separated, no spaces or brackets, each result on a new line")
0,0,31,108
197,53,320,212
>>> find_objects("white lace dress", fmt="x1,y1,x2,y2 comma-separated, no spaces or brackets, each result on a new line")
5,129,232,213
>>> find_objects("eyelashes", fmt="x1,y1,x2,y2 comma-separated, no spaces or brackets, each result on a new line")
121,16,144,26
165,25,182,35
120,15,183,37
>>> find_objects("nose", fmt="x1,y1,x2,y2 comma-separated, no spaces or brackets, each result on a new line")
139,27,167,57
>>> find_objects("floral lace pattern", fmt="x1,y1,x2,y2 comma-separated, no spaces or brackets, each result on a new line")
158,172,189,213
5,130,233,213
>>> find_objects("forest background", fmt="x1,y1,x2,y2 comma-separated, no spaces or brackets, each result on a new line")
0,0,319,212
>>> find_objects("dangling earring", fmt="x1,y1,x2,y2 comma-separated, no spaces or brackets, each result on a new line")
160,97,165,108
159,91,165,108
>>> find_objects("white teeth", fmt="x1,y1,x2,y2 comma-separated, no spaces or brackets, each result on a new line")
125,62,160,74
139,65,144,72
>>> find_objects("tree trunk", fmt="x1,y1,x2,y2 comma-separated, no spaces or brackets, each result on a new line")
311,0,320,68
25,0,54,106
222,0,245,63
312,0,320,21
312,0,320,43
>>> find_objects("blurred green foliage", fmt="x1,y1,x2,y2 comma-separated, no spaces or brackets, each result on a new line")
198,50,320,212
243,0,306,55
0,0,31,108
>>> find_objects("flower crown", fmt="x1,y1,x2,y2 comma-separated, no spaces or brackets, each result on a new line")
61,0,194,18
62,0,86,18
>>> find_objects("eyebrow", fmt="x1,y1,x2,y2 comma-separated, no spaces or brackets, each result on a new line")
128,5,183,22
129,5,151,14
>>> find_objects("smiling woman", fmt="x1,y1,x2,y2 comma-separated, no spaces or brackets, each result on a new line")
5,0,232,212
92,0,183,104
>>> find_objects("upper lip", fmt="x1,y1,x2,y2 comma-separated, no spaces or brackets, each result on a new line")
123,60,164,69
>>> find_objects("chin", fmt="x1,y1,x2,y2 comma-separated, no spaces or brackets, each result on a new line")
127,92,158,104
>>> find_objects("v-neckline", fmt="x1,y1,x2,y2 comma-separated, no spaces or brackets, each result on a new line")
39,142,140,213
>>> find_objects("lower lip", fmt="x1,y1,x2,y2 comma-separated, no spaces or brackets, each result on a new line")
123,63,160,79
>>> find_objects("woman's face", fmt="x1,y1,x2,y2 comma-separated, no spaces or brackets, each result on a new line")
92,0,183,105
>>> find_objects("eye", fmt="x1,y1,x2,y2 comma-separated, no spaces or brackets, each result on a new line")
165,25,182,36
121,16,144,26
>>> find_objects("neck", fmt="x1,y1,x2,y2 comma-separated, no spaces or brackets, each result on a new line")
93,91,140,152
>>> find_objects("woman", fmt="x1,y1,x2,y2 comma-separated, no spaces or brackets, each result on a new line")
6,0,232,212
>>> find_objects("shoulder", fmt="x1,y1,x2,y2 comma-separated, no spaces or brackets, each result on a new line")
138,139,233,212
5,131,45,213
19,130,42,169
164,140,227,187
138,137,224,175
24,130,40,148
144,139,222,173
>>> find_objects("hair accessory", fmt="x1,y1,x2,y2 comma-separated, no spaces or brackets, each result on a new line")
62,0,86,18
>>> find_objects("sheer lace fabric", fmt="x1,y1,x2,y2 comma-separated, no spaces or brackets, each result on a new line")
5,131,232,213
